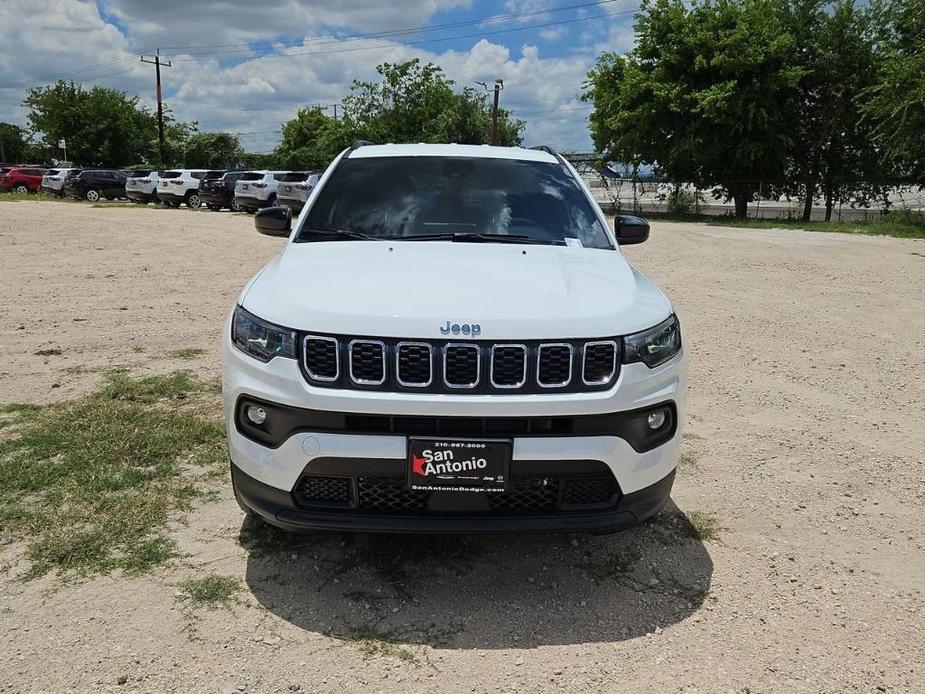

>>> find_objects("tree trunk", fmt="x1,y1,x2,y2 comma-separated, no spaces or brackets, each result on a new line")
733,191,748,219
802,179,815,222
824,176,834,222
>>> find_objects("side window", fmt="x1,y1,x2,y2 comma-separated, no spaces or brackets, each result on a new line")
192,172,206,180
273,173,287,181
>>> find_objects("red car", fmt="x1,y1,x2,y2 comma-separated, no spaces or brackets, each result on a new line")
0,166,47,193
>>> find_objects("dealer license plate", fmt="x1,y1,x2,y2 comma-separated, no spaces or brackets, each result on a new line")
408,439,510,492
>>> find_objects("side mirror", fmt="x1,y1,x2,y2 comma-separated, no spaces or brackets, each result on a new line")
614,214,650,245
255,206,292,237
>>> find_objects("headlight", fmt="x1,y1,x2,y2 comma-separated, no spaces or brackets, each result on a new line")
623,314,681,368
231,305,297,362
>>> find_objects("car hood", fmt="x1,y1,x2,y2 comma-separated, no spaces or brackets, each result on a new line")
241,241,672,339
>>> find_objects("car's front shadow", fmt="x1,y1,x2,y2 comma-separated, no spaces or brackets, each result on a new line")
239,501,713,649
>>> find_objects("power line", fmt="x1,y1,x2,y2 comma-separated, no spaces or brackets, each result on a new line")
150,0,625,56
166,8,634,63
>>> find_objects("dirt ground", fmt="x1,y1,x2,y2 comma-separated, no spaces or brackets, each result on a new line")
0,200,923,693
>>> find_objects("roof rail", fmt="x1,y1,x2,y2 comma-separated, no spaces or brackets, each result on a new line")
530,145,566,163
346,140,375,156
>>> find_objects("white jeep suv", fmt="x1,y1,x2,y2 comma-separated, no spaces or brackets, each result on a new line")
41,168,79,196
233,170,292,212
157,169,208,208
223,143,686,533
125,169,162,204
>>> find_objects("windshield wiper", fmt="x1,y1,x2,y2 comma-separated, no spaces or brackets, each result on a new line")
393,232,549,244
298,227,380,241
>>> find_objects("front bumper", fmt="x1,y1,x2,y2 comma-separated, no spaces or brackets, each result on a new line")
233,460,675,533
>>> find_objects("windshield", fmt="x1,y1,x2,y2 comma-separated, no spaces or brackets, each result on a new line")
298,156,612,248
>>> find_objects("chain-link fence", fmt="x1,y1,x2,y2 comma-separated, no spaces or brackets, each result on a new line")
567,159,925,221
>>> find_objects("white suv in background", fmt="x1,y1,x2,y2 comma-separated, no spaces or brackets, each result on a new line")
125,169,162,204
157,169,208,208
41,168,79,196
277,170,322,212
223,143,686,534
233,171,292,212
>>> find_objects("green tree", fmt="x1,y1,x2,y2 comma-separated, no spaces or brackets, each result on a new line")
343,59,523,147
584,0,803,217
863,0,925,179
23,81,159,166
0,122,31,163
785,0,884,221
273,107,355,170
183,132,243,168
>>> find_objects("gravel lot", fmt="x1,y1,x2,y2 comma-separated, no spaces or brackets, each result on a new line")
1,200,923,693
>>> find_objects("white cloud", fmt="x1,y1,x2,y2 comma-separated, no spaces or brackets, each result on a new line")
0,0,644,154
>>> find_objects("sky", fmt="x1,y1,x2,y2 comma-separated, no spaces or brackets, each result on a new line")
0,0,642,154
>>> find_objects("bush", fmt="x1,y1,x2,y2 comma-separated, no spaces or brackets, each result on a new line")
667,188,701,215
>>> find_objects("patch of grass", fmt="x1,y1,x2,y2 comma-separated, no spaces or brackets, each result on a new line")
99,369,204,402
179,574,242,608
678,451,698,469
33,348,63,356
131,346,145,353
341,626,421,665
643,208,925,239
0,370,226,580
168,347,206,360
687,511,720,541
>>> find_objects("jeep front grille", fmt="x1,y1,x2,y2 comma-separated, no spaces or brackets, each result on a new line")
301,334,622,394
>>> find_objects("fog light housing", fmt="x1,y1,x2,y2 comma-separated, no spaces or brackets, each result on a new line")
647,409,667,430
245,405,267,425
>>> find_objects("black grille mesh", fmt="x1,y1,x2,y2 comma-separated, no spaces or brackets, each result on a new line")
487,478,558,512
297,475,352,505
350,341,385,383
491,346,526,387
562,477,617,506
537,344,572,386
444,345,480,386
397,344,432,385
295,475,619,515
583,342,616,383
357,477,428,512
304,338,338,379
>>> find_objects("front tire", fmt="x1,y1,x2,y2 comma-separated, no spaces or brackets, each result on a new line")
13,184,29,195
186,193,201,209
84,189,101,203
230,198,242,212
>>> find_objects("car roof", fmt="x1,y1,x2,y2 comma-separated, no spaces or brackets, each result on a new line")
346,143,559,164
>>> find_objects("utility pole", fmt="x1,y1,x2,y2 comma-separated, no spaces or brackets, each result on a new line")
476,79,504,145
141,49,171,165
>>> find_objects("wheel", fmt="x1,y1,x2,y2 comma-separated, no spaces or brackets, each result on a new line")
207,204,222,212
186,193,201,209
13,184,29,195
230,198,242,212
84,189,101,203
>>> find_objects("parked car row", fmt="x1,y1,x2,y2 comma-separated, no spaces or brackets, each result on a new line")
1,165,323,212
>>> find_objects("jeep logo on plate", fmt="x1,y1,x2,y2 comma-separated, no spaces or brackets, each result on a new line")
440,321,481,336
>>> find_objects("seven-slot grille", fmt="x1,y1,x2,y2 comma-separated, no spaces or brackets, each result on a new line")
301,335,621,394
